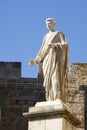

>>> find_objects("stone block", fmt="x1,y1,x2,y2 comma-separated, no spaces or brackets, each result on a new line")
0,62,21,78
23,100,81,130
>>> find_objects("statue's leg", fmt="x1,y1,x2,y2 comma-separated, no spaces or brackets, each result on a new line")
44,77,53,101
52,72,60,100
48,87,54,100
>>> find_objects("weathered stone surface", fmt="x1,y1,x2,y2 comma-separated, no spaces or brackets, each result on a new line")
0,62,21,79
0,78,45,130
23,100,81,130
67,89,84,103
67,63,87,129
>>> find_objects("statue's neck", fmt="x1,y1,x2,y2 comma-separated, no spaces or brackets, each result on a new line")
49,29,55,32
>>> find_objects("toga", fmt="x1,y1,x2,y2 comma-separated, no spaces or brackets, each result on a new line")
35,31,68,101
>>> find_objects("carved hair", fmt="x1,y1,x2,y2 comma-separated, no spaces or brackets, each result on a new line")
45,18,56,25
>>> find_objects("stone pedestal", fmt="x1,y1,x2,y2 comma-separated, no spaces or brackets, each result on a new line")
23,99,81,130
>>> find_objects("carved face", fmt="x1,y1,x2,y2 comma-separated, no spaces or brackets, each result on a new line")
46,20,55,31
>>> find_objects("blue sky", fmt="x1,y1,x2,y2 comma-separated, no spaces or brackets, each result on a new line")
0,0,87,78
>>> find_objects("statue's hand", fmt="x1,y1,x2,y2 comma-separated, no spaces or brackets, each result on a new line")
29,59,36,66
48,43,55,48
50,43,62,49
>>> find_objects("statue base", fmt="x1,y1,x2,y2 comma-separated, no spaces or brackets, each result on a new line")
23,99,81,130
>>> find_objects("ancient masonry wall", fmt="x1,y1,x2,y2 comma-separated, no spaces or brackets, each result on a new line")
0,62,87,130
0,62,21,79
67,63,87,130
0,62,45,130
0,78,45,130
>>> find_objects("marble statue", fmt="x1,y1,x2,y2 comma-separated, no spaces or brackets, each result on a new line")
29,18,68,101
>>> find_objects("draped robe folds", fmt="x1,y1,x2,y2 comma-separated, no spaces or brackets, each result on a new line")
35,31,68,101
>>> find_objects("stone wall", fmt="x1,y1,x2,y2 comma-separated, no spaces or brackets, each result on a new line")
67,63,87,129
0,62,87,130
0,78,45,130
0,62,21,79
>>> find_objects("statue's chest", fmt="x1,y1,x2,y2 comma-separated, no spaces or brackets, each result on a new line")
45,32,55,44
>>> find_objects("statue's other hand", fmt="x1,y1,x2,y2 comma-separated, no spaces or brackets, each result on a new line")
29,59,36,66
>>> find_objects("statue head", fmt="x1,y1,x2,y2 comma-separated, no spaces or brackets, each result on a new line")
45,18,56,31
46,18,56,25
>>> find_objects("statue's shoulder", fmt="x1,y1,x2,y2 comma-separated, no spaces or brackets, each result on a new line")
56,30,66,41
56,30,64,35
